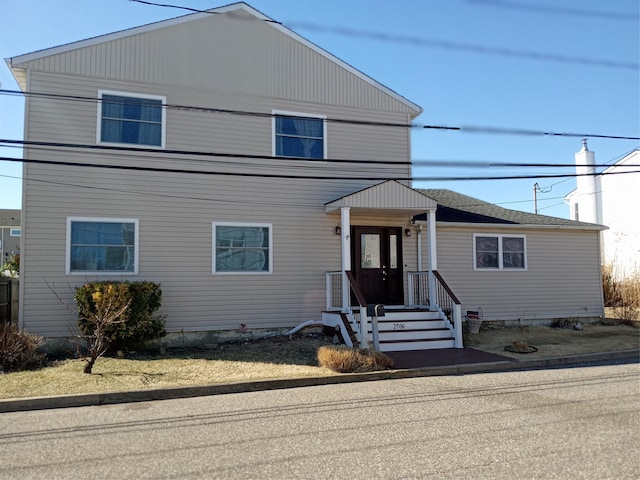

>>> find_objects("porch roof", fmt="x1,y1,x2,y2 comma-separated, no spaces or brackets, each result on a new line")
325,180,437,215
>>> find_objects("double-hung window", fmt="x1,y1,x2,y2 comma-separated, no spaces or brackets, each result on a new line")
98,91,165,147
213,223,272,274
67,217,138,274
474,234,526,270
273,111,326,159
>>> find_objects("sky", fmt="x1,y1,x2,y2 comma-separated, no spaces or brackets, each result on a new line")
1,0,638,219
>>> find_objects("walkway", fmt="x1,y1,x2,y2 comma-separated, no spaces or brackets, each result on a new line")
387,347,516,369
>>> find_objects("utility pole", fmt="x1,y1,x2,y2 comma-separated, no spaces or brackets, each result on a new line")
533,182,539,214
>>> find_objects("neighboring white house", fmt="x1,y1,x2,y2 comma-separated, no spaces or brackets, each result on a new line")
7,2,606,351
565,144,639,279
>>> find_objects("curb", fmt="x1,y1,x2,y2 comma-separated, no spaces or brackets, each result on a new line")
1,350,637,414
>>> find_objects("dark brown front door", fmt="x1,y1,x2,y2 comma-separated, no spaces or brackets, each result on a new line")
351,226,403,305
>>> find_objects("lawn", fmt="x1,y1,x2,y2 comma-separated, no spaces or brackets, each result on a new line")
1,322,638,400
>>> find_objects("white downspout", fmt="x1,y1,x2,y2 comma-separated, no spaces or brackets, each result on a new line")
416,223,423,271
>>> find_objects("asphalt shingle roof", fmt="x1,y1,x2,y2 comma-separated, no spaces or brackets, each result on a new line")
415,189,603,228
0,210,21,227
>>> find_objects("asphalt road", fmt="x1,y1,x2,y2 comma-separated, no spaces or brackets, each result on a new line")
0,363,638,479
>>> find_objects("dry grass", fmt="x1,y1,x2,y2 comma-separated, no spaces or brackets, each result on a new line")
1,321,638,400
602,265,640,322
317,346,394,372
0,334,340,400
465,321,639,360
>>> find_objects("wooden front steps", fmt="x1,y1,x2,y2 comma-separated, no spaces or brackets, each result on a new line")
322,308,455,351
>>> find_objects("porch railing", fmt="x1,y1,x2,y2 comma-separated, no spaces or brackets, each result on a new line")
407,270,463,348
327,270,463,349
432,271,463,348
325,271,372,348
407,271,430,307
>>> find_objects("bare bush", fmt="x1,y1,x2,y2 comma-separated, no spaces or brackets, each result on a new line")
603,265,640,323
76,283,131,374
317,346,394,372
0,322,45,373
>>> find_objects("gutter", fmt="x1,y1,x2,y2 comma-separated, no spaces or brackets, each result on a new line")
435,221,608,232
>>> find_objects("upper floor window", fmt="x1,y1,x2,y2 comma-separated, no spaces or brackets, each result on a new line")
474,234,526,270
273,111,326,159
213,223,272,274
66,217,138,274
98,91,165,148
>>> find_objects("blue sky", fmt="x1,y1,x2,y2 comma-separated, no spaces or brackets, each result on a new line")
1,0,638,218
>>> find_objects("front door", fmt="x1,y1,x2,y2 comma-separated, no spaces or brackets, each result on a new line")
352,227,403,305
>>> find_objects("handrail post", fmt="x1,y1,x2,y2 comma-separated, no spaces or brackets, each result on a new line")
359,305,369,348
428,270,437,310
453,303,463,348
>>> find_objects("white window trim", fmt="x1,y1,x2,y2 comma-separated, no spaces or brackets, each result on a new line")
473,233,527,271
66,216,140,275
272,110,327,159
97,90,167,149
213,222,273,274
9,228,20,236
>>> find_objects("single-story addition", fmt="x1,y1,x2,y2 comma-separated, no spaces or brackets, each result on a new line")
413,188,607,326
7,2,606,353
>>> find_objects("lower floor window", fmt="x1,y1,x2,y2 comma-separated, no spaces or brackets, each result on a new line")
214,223,272,273
67,217,138,274
474,234,526,270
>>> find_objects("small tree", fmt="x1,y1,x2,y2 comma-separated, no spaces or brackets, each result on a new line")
75,281,166,351
76,283,131,374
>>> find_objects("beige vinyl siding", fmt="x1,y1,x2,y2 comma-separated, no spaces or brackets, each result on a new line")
435,225,604,322
25,71,411,177
14,10,417,115
19,166,422,336
16,7,423,337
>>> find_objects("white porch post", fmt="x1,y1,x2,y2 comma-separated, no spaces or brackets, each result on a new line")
340,206,351,313
427,208,438,308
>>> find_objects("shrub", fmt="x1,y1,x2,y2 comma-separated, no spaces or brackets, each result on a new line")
75,281,166,350
0,322,45,373
1,253,20,277
602,265,640,322
317,346,394,372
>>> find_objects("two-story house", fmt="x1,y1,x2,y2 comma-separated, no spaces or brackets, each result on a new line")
7,2,606,351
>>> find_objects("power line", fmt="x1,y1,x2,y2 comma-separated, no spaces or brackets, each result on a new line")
2,155,638,182
2,89,638,141
3,138,640,169
467,0,639,21
128,0,638,70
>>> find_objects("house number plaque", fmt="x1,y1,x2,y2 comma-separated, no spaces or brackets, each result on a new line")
393,323,406,330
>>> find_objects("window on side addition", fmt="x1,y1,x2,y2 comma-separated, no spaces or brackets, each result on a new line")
474,234,526,270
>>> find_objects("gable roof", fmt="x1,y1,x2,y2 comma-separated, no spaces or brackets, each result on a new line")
326,180,436,215
0,209,21,227
7,2,422,116
415,189,605,229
